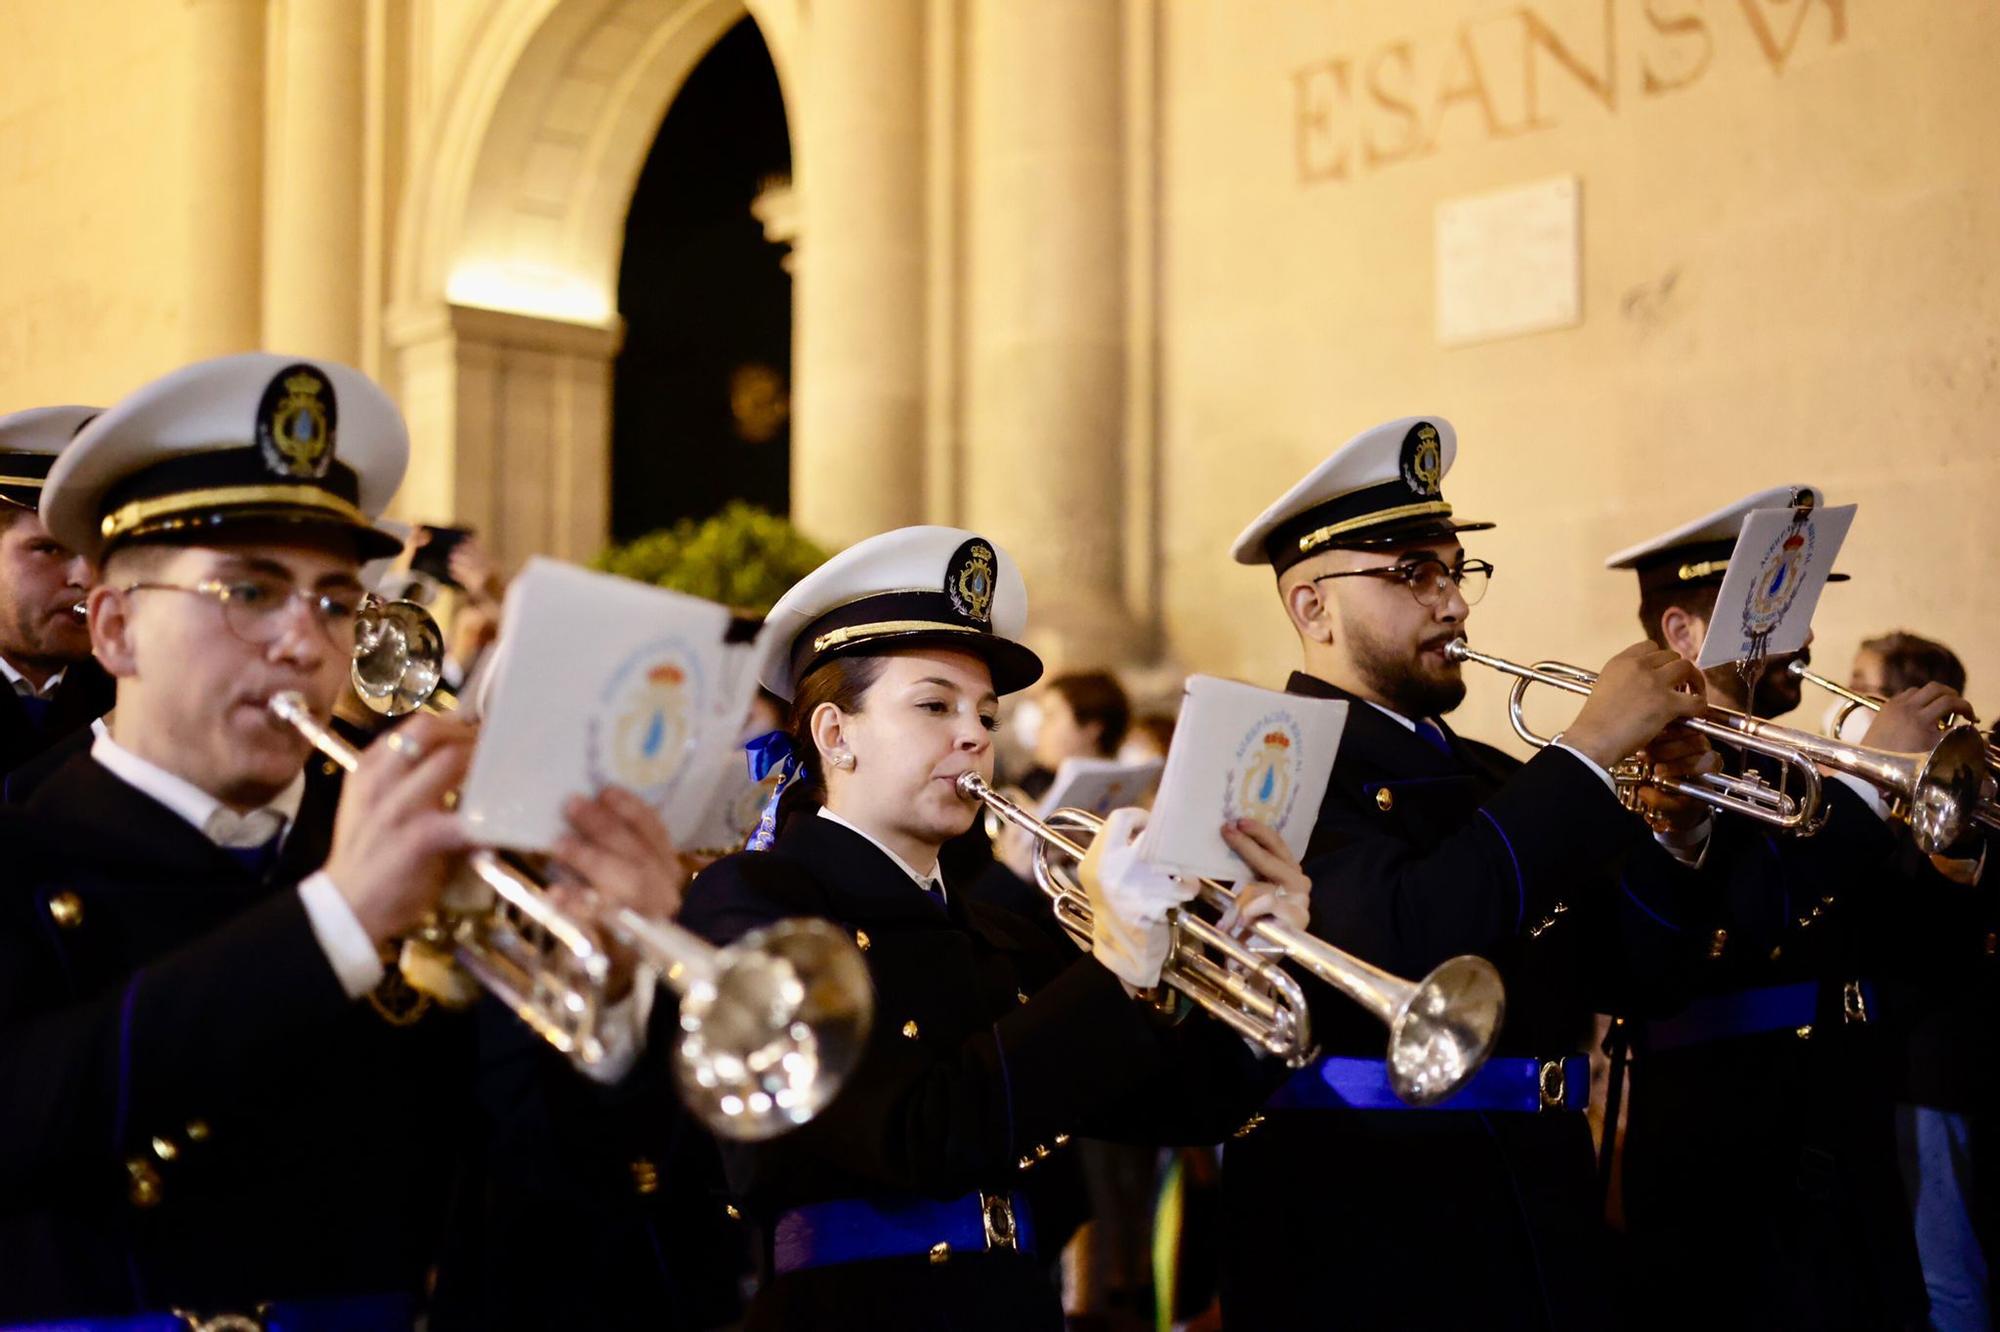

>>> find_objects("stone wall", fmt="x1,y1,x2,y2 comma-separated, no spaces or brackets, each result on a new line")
1159,0,2000,741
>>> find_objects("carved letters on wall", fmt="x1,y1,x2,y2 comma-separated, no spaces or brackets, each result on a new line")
1292,0,1849,185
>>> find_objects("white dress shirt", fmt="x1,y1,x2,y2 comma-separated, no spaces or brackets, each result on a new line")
88,733,647,1082
817,806,947,904
0,652,63,699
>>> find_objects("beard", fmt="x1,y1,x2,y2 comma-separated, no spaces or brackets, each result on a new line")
1703,650,1806,719
1340,604,1467,720
0,599,89,673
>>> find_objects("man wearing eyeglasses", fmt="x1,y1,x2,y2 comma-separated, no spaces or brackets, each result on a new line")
0,406,114,789
1214,417,1724,1331
0,354,705,1327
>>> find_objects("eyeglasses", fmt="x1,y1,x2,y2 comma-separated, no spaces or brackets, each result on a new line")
1312,558,1493,609
123,576,366,646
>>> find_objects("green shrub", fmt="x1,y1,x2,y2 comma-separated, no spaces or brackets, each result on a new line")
592,502,833,615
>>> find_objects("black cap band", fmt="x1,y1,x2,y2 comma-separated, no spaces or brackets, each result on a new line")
789,589,1043,698
0,452,56,510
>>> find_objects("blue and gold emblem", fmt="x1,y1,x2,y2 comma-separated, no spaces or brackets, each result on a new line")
1399,421,1444,497
946,538,997,625
255,364,337,479
1742,527,1812,640
587,641,703,804
1233,728,1296,825
1226,711,1306,829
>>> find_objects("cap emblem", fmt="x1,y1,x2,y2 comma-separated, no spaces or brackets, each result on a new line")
1399,421,1443,498
947,538,996,625
257,365,337,480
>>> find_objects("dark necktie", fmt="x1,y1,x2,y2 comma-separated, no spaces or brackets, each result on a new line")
1415,718,1454,758
16,693,53,733
224,836,285,881
206,807,288,882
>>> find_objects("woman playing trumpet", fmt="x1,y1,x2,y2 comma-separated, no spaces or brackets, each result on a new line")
679,526,1309,1331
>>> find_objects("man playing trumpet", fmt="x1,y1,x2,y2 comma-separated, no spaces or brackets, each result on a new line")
0,353,705,1327
1219,416,1723,1331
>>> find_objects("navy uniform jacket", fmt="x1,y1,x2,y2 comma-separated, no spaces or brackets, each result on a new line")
1220,673,1710,1332
0,656,114,794
0,750,726,1327
1620,764,1965,1331
679,811,1286,1332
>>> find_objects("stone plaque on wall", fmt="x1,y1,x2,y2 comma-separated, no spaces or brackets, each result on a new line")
1435,175,1580,346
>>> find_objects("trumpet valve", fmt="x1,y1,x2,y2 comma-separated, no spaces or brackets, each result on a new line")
398,936,481,1008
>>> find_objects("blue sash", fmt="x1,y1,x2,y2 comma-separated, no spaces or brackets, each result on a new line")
6,1293,415,1332
772,1190,1036,1274
1267,1054,1589,1113
1645,979,1877,1052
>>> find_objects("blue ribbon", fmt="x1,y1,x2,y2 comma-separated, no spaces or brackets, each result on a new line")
744,729,795,783
745,729,802,852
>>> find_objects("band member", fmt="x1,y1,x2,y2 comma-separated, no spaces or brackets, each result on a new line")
1605,488,1982,1331
0,354,690,1327
678,525,1311,1331
0,405,113,784
1219,416,1720,1331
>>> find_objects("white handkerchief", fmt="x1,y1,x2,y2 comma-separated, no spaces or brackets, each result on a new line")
1137,676,1347,881
1696,501,1856,669
459,558,768,850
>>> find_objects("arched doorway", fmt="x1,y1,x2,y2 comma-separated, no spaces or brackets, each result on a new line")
612,18,793,540
384,0,801,571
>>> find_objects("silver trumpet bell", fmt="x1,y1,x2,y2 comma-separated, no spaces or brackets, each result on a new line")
957,774,1505,1106
1788,661,2000,842
351,597,447,716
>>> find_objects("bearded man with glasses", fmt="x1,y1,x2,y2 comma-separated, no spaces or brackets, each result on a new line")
1214,417,1728,1332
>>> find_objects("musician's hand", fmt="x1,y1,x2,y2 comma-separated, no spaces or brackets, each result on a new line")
1862,683,1976,756
550,786,690,1001
1081,807,1193,993
1565,643,1708,770
1630,728,1721,835
1217,819,1310,936
323,713,478,946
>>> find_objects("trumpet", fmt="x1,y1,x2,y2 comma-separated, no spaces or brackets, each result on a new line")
1446,640,1825,831
268,695,872,1140
956,774,1504,1107
1787,662,2000,833
1446,641,1991,854
263,597,876,1141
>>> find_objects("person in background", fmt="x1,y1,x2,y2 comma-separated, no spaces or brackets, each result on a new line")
1019,670,1132,802
1848,631,1995,1332
1116,712,1176,766
0,405,113,793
